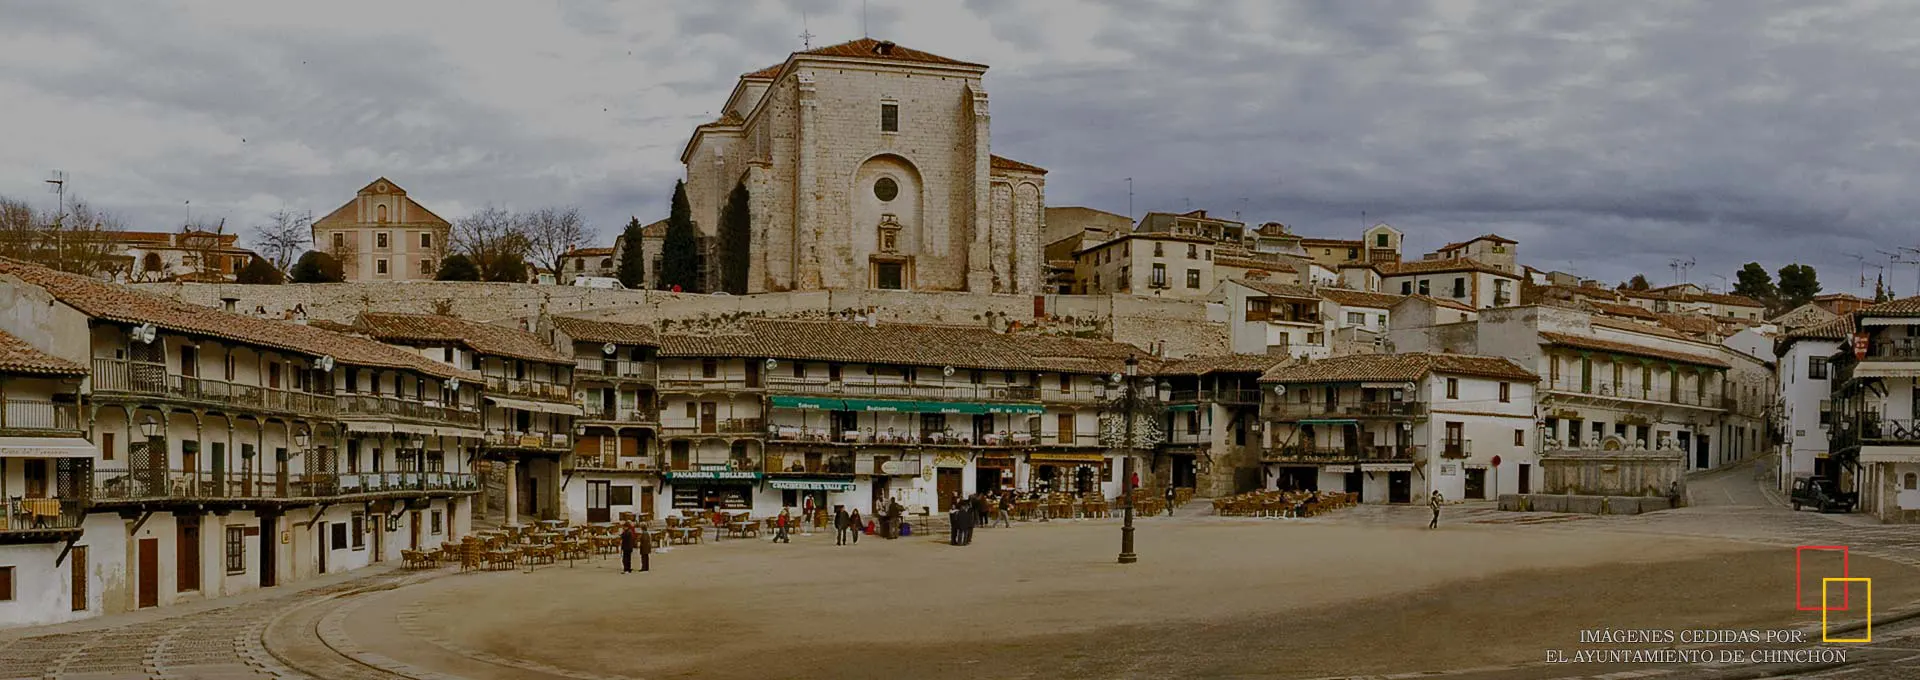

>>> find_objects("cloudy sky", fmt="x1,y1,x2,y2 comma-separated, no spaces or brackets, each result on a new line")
2,0,1914,295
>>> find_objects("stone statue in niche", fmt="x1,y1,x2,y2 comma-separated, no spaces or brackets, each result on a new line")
877,214,901,254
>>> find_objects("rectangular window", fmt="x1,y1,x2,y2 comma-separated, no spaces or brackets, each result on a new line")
1058,374,1071,393
1452,277,1466,298
610,485,635,506
1446,378,1459,399
330,522,348,550
880,103,898,132
376,232,390,249
702,359,718,378
420,232,433,249
1401,281,1412,295
1185,269,1200,289
1513,429,1525,446
1186,244,1197,259
1418,280,1430,295
1205,249,1212,261
331,232,344,250
1154,242,1164,257
1150,263,1166,288
1057,413,1075,443
350,513,365,550
1808,357,1828,380
1347,248,1358,259
1346,311,1365,326
102,432,115,461
1245,298,1271,322
420,259,432,276
1376,233,1389,247
376,259,389,275
431,510,444,535
0,566,14,602
225,527,246,574
1499,382,1511,403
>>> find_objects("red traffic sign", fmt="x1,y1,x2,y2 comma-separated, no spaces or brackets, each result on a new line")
1854,333,1869,360
1491,455,1502,467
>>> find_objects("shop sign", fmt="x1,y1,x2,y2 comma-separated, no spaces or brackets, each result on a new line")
666,470,760,481
879,461,910,475
1439,463,1459,476
977,456,1015,468
1360,463,1412,472
1323,465,1356,473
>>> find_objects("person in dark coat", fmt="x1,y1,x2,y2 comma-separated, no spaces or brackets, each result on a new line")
885,499,904,539
848,508,863,544
949,503,963,545
834,507,851,546
1165,485,1178,516
636,522,652,572
620,521,637,573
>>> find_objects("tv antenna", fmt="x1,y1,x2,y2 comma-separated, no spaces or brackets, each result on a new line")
44,171,67,226
799,12,814,49
1710,273,1728,294
1899,246,1920,295
1125,177,1134,225
1877,249,1907,296
1667,257,1695,286
1843,252,1868,287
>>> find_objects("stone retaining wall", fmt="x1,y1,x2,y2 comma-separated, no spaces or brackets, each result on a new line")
1498,493,1675,515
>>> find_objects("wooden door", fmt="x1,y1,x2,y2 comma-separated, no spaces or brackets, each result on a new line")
137,538,159,608
936,468,962,511
316,525,327,574
586,480,611,523
699,403,717,434
1388,472,1411,504
70,545,87,612
409,511,421,550
176,519,200,593
640,485,655,519
1518,463,1532,494
259,516,277,587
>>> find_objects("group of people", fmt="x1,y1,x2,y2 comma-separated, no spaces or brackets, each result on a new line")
947,492,1010,546
618,520,652,573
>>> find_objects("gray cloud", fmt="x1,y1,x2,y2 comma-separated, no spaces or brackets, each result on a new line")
0,0,1911,294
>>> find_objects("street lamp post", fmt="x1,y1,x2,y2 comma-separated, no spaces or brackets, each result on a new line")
1113,354,1169,564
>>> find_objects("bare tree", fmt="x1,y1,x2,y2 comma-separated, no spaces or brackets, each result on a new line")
251,209,311,273
0,193,126,277
522,206,589,282
450,205,531,282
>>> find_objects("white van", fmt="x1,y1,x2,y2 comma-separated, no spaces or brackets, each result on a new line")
570,276,625,289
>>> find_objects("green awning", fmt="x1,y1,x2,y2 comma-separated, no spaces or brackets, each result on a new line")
843,398,911,412
770,395,846,410
985,403,1045,415
928,403,988,415
1298,418,1358,425
1168,404,1200,412
767,479,857,491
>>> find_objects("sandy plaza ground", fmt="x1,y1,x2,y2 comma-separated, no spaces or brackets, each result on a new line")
349,511,1915,680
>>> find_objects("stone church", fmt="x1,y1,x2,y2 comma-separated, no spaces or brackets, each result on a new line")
680,38,1048,294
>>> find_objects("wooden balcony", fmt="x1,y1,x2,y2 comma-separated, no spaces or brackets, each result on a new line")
483,376,573,402
764,379,1039,402
90,359,335,417
0,398,81,435
335,394,481,427
1263,444,1422,463
661,418,765,438
1267,400,1426,421
483,431,572,452
579,405,660,425
574,360,659,383
0,498,83,544
88,467,477,506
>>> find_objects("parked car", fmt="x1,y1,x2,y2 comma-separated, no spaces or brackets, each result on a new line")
570,276,625,289
1791,476,1857,513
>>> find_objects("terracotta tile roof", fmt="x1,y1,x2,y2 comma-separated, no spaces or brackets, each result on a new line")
357,313,572,364
989,155,1047,175
0,329,85,376
1260,352,1537,384
550,316,658,347
1589,301,1660,321
0,258,473,380
1298,238,1363,248
1153,354,1287,377
1782,315,1853,341
1771,304,1838,329
1377,257,1516,278
566,247,615,257
640,219,668,237
1675,291,1765,307
1815,293,1869,302
1858,295,1920,318
1231,279,1321,301
1437,234,1517,251
742,63,783,79
1318,288,1403,310
1073,233,1216,256
659,319,1142,374
1539,331,1730,369
797,38,984,69
1215,256,1295,272
1406,294,1478,313
1591,316,1701,342
1653,313,1719,337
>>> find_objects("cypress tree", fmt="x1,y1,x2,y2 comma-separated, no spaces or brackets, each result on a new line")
615,216,646,289
660,180,700,292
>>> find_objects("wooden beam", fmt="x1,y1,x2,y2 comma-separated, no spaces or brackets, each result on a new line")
54,533,80,567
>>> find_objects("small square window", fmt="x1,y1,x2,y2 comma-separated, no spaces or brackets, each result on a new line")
1514,429,1525,446
1498,382,1511,403
1446,378,1459,399
375,259,389,275
420,232,433,248
376,232,390,249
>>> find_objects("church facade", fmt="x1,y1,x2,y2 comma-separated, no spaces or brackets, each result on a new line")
680,39,1047,294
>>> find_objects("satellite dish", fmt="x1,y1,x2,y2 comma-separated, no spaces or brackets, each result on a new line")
1109,372,1123,384
318,356,336,372
447,378,461,391
133,323,157,344
764,358,778,371
1272,384,1288,396
602,342,617,356
942,366,955,377
1402,382,1417,392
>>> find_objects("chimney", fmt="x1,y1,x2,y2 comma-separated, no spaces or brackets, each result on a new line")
874,40,896,55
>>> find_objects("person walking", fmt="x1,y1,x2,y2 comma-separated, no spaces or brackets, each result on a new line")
1165,485,1178,517
1428,491,1444,529
803,496,817,535
619,521,637,574
948,503,963,546
834,506,851,546
885,498,904,539
774,509,793,543
958,496,974,545
849,508,863,544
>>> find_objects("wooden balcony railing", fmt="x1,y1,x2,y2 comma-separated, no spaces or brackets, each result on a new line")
91,467,475,501
483,431,572,450
1267,401,1427,419
579,405,660,424
1,498,82,531
764,379,1039,402
483,376,572,402
336,394,481,426
661,418,766,437
0,398,80,432
1263,444,1422,462
575,361,659,381
91,359,335,416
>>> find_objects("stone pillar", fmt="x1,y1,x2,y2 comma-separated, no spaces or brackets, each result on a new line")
504,459,520,527
966,84,994,292
795,71,821,290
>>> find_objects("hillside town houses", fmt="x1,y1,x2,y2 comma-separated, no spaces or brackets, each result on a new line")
14,34,1898,635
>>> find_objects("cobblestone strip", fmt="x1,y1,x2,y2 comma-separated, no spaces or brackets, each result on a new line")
262,592,407,680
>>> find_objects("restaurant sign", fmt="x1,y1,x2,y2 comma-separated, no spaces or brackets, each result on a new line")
1359,463,1413,472
1439,463,1459,476
1323,465,1356,473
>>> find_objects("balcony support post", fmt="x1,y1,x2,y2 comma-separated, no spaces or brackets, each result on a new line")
503,458,520,527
